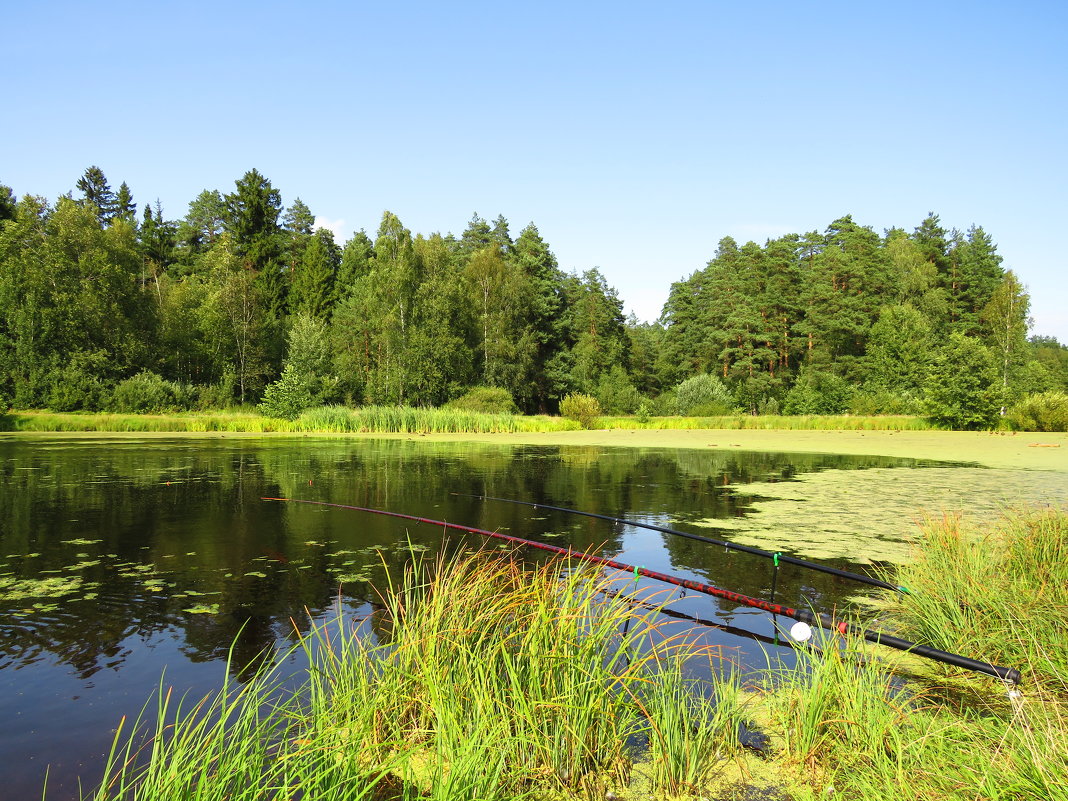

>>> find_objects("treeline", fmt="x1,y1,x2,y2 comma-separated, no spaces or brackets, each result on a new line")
655,217,1068,425
0,167,631,415
0,168,1066,429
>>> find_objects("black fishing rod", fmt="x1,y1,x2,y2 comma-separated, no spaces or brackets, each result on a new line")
262,497,1020,684
455,492,906,594
600,586,791,650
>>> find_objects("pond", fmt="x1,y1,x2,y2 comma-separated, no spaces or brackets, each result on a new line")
1,434,1063,799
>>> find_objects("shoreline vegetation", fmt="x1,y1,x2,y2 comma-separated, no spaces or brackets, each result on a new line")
6,407,940,434
4,408,1065,472
86,509,1068,801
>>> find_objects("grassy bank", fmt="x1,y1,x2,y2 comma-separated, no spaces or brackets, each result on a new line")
5,407,937,435
764,508,1068,800
600,413,937,431
5,414,1066,472
4,407,580,434
89,551,746,801
85,510,1068,801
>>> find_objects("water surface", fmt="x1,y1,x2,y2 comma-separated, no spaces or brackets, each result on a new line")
0,435,992,798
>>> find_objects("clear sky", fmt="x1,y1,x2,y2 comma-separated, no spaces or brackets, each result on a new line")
5,1,1066,340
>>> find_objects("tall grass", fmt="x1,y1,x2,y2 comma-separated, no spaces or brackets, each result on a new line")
294,404,579,434
762,508,1068,801
599,413,939,431
888,509,1068,688
768,628,1068,800
7,407,581,434
88,550,746,800
8,410,292,433
7,408,939,434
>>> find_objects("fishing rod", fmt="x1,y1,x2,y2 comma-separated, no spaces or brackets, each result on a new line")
600,586,791,650
262,497,1020,685
455,492,906,594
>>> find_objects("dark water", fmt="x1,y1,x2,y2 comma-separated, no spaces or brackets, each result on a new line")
0,435,930,799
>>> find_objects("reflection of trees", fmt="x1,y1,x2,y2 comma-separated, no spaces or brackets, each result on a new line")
0,437,914,682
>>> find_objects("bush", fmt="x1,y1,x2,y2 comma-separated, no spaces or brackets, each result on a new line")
196,372,237,411
1007,391,1068,432
560,393,601,429
924,332,1001,430
109,371,184,413
783,368,854,415
674,373,735,415
595,366,640,414
445,386,517,415
47,367,107,411
650,389,678,417
259,365,314,420
848,386,923,416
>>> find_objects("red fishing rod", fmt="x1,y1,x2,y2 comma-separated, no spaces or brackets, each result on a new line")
262,497,1019,685
454,492,907,593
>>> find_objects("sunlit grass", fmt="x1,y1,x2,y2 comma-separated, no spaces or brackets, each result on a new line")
600,413,938,431
757,508,1068,800
81,509,1068,801
88,550,746,801
8,408,937,434
295,404,579,433
887,508,1068,689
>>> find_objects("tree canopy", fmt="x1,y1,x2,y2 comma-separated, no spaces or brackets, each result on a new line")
0,168,1061,426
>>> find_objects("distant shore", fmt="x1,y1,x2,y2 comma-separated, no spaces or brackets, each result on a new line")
404,428,1068,471
6,424,1065,472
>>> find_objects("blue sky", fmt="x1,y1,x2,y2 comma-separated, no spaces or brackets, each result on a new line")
5,1,1066,340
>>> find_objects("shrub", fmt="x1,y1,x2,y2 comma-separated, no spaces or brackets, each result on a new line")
674,374,735,415
445,386,518,415
196,372,237,411
757,396,781,416
259,365,314,420
924,332,1001,430
848,386,923,416
636,400,651,424
47,367,107,411
560,393,601,429
783,368,854,415
650,389,678,417
595,366,640,414
109,371,182,413
1007,391,1068,432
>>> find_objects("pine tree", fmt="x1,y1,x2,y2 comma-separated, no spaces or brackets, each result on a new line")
511,223,566,411
290,228,339,319
335,230,374,301
75,165,117,225
114,182,137,226
224,169,285,320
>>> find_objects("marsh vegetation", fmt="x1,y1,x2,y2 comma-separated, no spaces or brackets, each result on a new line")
87,510,1068,801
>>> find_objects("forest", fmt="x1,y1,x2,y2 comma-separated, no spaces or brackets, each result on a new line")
0,167,1066,429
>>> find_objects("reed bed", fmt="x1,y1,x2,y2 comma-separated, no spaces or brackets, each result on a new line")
758,508,1068,800
888,508,1068,689
7,410,291,433
8,408,937,434
293,405,579,434
767,629,1068,801
88,550,746,801
600,414,938,431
